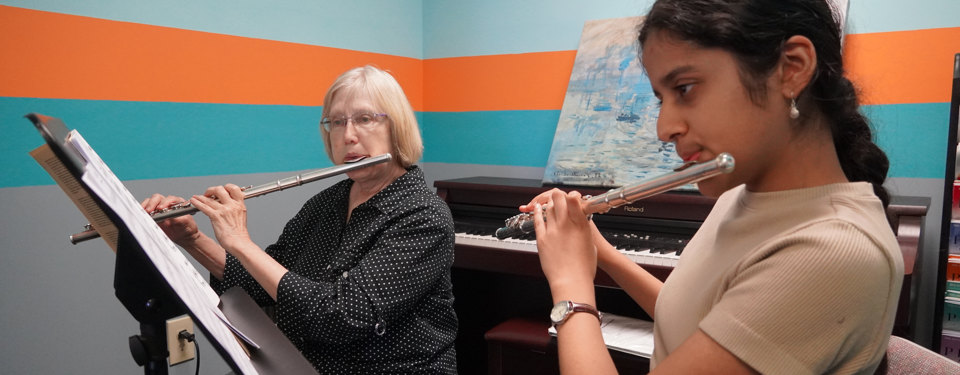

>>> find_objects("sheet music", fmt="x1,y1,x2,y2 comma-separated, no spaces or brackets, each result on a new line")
30,143,120,251
215,308,263,350
549,312,655,358
66,131,259,375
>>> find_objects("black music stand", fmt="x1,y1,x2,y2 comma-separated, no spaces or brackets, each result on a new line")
26,113,316,375
116,229,189,374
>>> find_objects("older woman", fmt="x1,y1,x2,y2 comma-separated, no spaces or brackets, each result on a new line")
143,66,458,374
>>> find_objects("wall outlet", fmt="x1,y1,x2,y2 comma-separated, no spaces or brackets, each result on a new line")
166,315,195,365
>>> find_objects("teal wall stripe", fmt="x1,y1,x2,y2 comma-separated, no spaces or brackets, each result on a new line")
421,110,560,167
865,102,950,180
2,97,331,188
0,0,424,59
3,99,950,188
424,0,646,58
847,0,960,35
422,104,950,179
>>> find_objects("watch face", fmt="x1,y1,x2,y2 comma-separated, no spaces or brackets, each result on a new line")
550,301,570,323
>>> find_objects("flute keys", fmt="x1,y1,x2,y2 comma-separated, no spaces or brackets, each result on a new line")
149,200,191,215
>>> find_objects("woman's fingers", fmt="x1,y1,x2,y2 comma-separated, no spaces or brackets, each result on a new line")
141,193,188,214
564,191,587,224
531,189,587,234
189,194,212,216
532,202,545,233
533,189,598,287
520,188,564,212
224,183,245,201
141,193,165,211
160,195,185,209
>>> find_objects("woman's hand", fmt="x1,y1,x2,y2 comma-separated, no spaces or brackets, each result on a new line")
590,221,623,272
528,189,597,299
190,184,253,252
518,188,563,214
141,194,201,246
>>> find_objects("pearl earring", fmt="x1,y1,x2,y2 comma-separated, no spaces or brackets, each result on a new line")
789,94,800,119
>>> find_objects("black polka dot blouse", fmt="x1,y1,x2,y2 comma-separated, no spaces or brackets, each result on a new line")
211,166,458,374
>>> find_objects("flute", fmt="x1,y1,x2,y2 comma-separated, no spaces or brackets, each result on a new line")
495,152,735,239
70,153,393,244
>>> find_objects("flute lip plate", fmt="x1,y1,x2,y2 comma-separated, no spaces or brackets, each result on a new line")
673,161,697,172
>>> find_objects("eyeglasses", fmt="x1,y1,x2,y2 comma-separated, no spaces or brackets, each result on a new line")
321,113,388,132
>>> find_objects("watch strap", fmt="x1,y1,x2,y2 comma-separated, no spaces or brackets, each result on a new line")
552,301,602,327
568,302,602,322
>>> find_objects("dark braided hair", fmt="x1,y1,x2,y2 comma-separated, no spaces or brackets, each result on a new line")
638,0,891,207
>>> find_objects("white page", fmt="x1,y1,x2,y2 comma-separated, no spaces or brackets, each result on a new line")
68,131,258,375
597,312,654,357
549,311,654,358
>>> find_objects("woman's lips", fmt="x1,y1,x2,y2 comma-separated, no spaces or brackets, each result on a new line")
682,151,702,163
344,154,368,163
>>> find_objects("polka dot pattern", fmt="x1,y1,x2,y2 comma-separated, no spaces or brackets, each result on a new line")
211,166,458,374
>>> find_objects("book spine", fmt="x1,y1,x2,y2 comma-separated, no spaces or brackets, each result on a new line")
941,330,960,362
944,298,960,332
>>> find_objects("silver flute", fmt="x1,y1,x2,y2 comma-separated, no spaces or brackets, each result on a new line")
494,152,735,239
70,153,393,244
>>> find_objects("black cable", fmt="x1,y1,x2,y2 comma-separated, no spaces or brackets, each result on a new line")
178,330,199,375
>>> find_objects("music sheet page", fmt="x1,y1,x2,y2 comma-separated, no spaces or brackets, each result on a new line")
66,131,259,375
30,143,120,251
549,311,655,358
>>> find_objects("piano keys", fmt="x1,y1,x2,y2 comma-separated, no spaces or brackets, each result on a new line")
455,222,686,267
437,176,712,286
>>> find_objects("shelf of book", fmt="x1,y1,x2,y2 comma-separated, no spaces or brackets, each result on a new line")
943,275,960,361
942,216,960,361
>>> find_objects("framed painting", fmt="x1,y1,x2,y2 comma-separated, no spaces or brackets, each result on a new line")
542,16,678,188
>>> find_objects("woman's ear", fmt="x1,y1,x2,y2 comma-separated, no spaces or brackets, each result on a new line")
779,35,817,98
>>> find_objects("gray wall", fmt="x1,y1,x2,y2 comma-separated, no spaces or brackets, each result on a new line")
0,171,340,374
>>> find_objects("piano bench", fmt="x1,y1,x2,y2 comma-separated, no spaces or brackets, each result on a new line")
485,318,558,375
484,317,650,375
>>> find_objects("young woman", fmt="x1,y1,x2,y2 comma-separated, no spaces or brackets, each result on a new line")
523,1,902,373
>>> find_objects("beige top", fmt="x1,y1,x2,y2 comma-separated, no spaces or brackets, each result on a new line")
651,182,903,374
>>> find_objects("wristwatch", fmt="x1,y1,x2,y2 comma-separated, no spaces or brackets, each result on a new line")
550,300,602,327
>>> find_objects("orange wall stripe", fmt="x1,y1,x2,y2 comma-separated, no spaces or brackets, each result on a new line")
0,5,423,109
4,5,957,112
424,51,576,112
425,27,960,112
844,27,960,105
426,28,960,112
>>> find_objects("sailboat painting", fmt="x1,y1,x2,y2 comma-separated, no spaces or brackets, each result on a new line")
542,16,685,187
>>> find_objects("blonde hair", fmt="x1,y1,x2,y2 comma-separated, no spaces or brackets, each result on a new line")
320,65,422,167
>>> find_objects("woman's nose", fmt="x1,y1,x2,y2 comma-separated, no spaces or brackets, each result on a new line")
656,106,685,143
342,122,360,143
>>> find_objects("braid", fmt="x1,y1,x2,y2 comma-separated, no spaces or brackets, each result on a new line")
811,62,891,207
